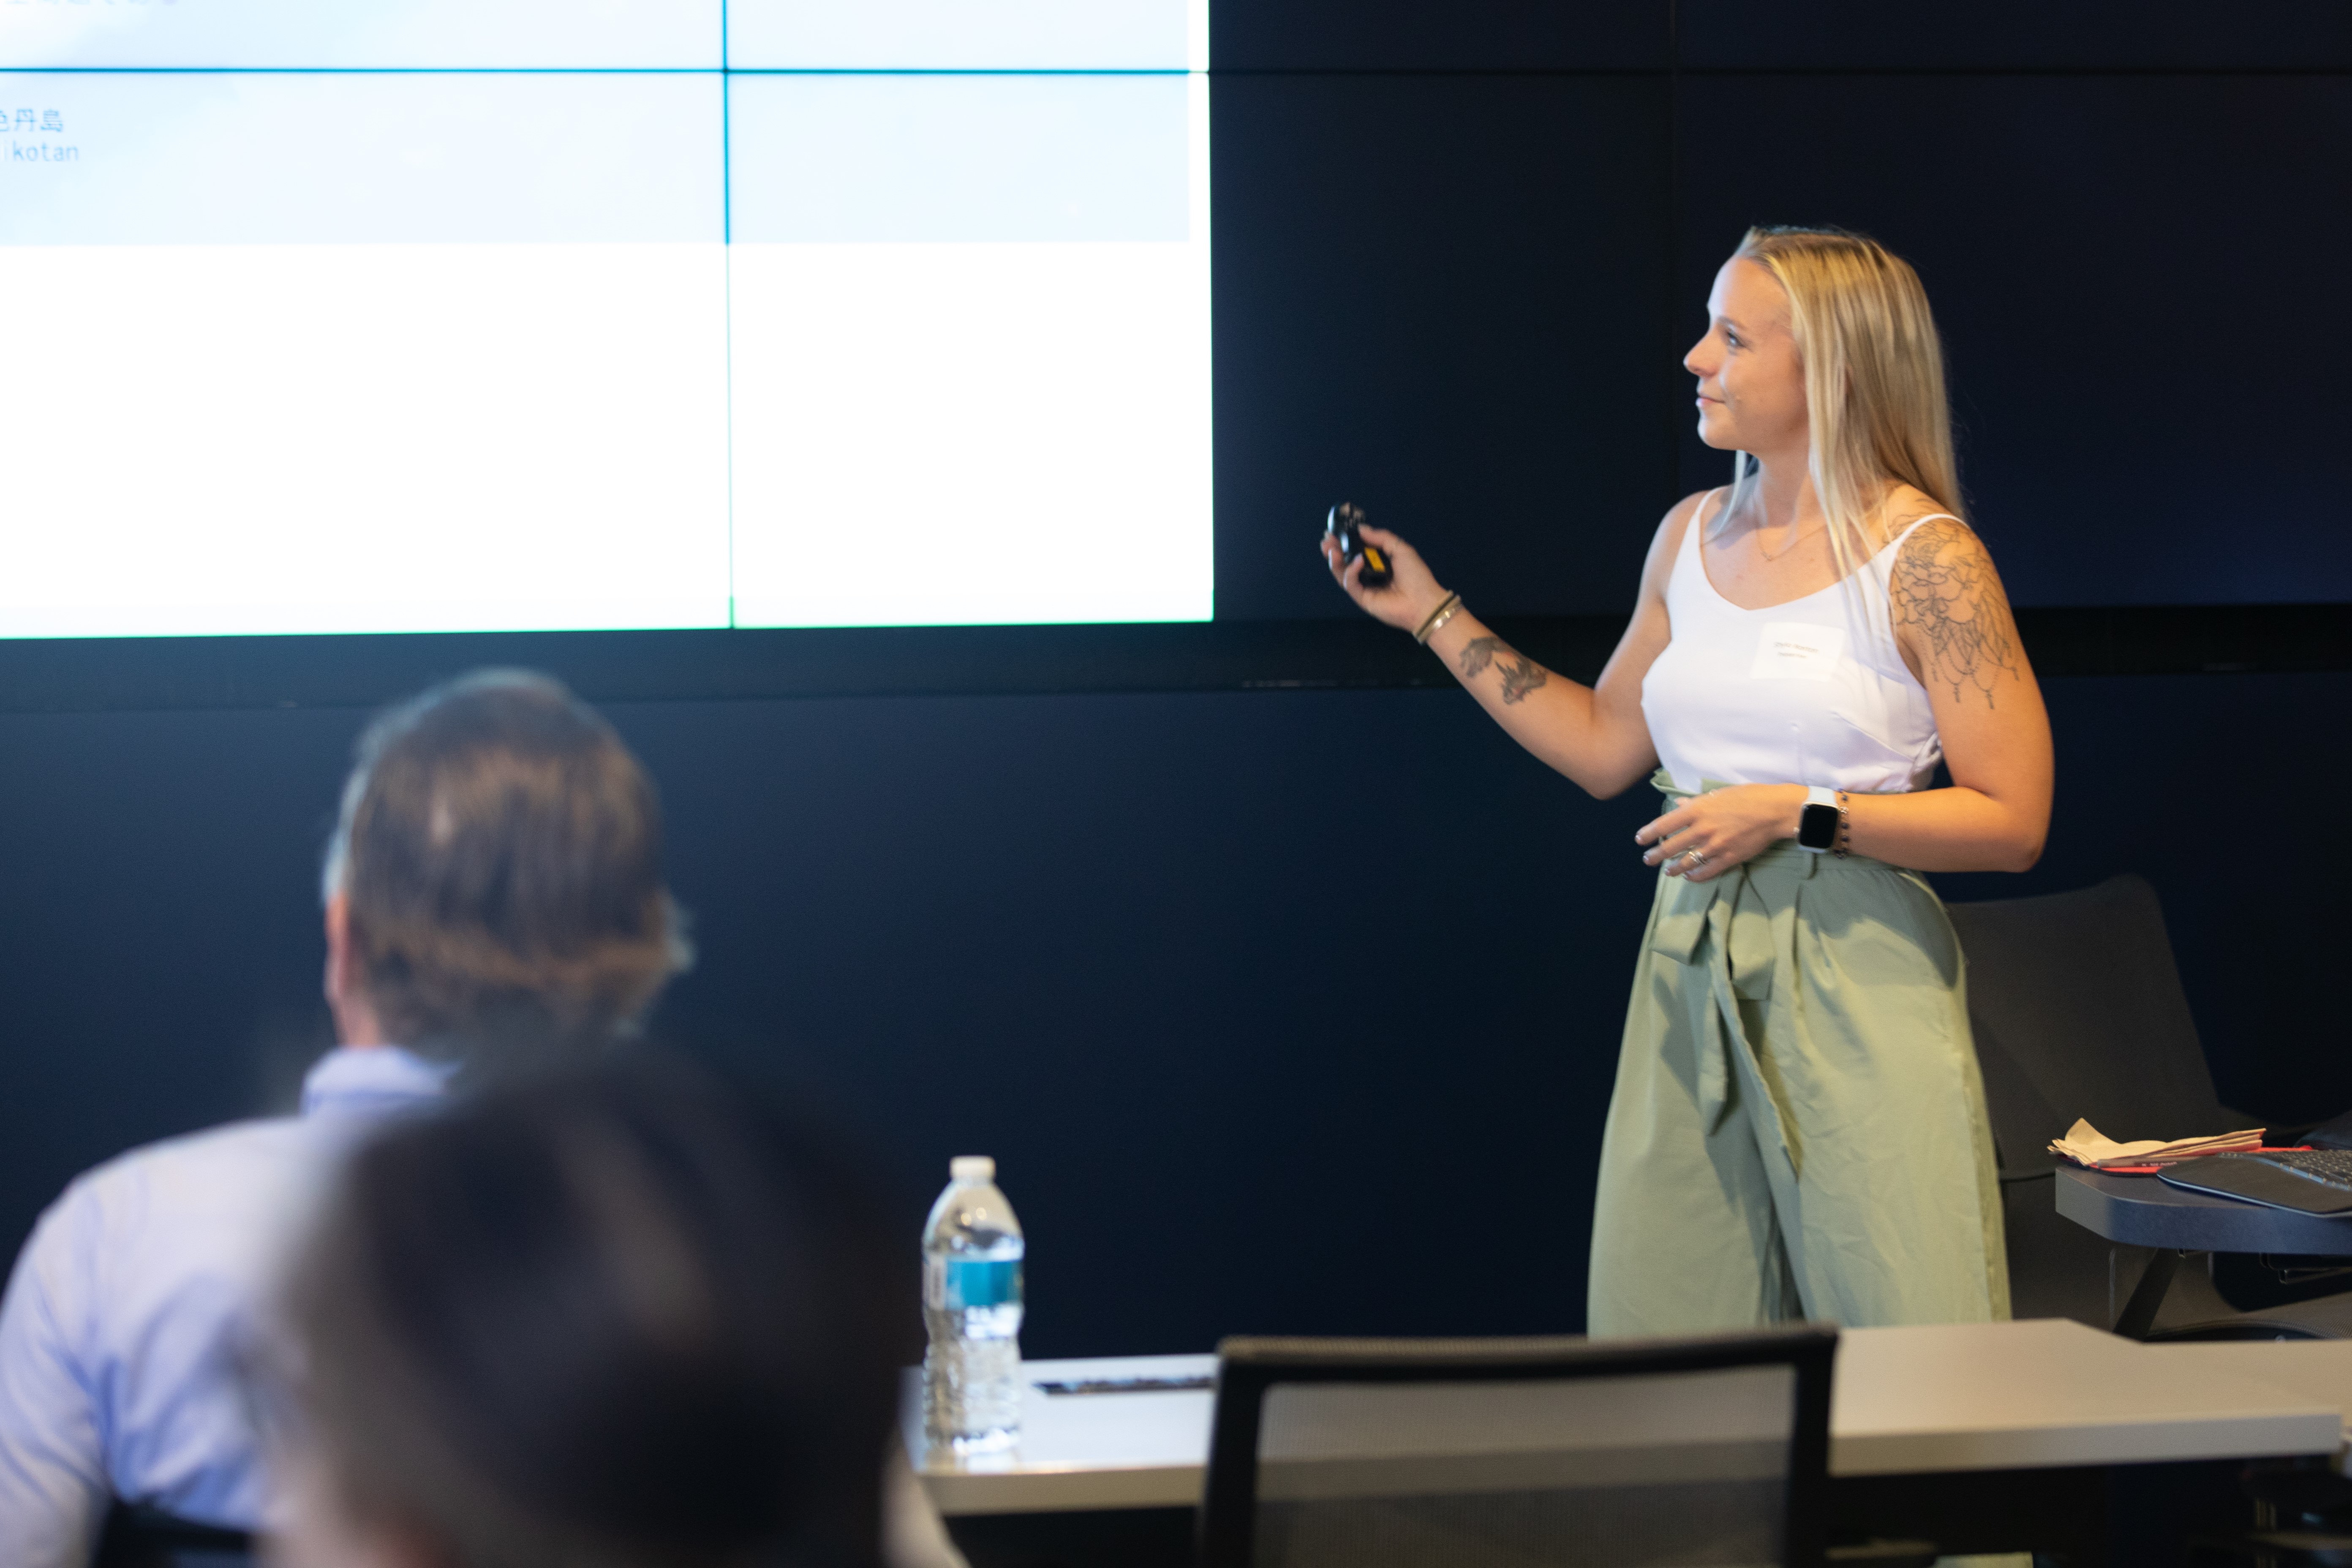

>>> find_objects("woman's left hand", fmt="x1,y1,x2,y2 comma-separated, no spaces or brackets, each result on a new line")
1635,784,1805,882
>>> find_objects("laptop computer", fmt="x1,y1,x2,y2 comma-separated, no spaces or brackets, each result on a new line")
2158,1151,2352,1216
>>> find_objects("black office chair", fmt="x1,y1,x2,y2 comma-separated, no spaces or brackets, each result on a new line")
92,1503,253,1568
1198,1326,1838,1568
1948,874,2352,1340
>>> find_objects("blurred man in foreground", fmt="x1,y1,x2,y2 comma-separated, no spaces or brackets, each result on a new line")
0,671,966,1568
0,671,691,1563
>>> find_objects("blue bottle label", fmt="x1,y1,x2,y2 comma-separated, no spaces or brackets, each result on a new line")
946,1257,1023,1310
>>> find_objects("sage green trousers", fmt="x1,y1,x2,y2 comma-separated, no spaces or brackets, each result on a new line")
1587,779,2009,1335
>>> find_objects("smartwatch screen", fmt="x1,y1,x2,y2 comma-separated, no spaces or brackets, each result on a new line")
1798,801,1839,851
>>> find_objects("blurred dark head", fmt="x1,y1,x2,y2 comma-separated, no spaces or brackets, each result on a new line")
321,670,689,1067
279,1052,912,1568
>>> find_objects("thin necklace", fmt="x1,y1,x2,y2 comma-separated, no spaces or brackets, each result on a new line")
1753,516,1823,562
1747,493,1900,563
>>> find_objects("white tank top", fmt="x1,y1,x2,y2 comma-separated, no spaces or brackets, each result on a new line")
1640,490,1946,796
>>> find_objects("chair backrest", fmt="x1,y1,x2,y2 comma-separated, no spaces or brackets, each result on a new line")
1944,874,2225,1179
1944,874,2246,1329
1199,1326,1837,1568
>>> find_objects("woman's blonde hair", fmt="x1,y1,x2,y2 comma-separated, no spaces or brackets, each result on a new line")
1723,225,1963,580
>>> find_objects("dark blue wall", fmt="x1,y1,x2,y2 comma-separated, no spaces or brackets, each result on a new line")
1213,2,2352,614
4,670,2343,1356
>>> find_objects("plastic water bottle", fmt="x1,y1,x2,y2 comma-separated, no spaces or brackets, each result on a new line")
922,1154,1025,1456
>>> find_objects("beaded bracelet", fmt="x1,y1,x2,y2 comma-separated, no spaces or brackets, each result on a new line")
1834,789,1852,859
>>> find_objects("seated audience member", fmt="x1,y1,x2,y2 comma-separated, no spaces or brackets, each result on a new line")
268,1053,911,1568
0,671,688,1562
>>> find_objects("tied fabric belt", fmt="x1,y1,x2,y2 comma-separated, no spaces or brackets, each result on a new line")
1646,773,1919,1143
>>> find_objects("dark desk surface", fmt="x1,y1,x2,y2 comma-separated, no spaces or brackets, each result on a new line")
2057,1165,2352,1255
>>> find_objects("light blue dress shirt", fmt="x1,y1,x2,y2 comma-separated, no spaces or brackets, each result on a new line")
0,1046,452,1565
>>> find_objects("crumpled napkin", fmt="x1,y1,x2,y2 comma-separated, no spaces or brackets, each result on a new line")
2047,1118,2265,1170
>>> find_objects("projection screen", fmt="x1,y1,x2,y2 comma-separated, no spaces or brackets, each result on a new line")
0,0,1212,637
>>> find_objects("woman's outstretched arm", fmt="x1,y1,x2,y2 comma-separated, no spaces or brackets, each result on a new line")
1323,495,1707,799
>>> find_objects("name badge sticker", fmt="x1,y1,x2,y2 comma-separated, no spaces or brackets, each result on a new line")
1750,621,1848,682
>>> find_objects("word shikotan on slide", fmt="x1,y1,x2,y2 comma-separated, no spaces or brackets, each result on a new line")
0,0,1212,637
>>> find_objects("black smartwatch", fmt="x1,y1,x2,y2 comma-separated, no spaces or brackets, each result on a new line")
1796,785,1839,853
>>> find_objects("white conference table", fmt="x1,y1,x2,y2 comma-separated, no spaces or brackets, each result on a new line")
907,1318,2344,1519
2147,1337,2352,1467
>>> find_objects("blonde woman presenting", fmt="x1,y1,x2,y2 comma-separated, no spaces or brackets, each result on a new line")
1326,226,2053,1333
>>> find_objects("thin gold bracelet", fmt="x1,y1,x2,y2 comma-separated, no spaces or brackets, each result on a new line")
1413,592,1464,645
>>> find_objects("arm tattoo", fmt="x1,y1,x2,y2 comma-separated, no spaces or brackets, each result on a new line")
1457,636,1552,706
1889,517,2023,707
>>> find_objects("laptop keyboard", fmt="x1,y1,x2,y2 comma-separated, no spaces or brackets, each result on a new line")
2217,1150,2352,1192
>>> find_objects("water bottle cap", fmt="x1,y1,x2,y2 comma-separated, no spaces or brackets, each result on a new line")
950,1155,996,1183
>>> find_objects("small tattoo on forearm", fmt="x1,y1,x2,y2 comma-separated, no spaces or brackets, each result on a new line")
1500,660,1549,705
1458,636,1552,705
